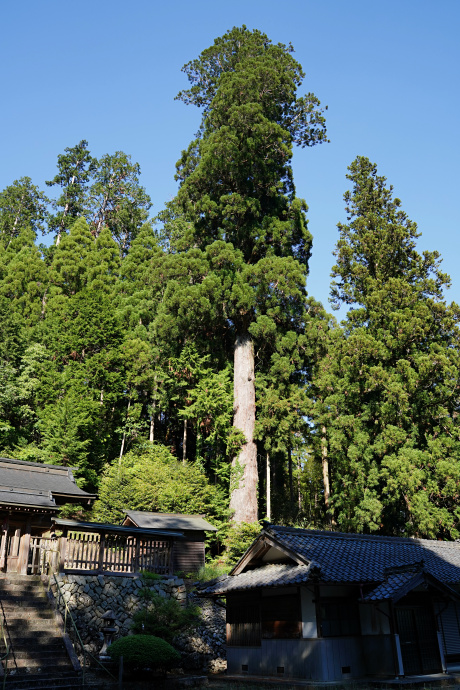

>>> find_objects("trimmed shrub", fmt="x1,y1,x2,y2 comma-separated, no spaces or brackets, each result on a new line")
132,592,200,643
108,634,180,670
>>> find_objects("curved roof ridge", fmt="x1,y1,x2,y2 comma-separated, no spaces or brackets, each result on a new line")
267,524,460,549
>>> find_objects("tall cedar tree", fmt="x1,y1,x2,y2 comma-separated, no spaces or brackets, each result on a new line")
46,140,96,245
174,27,327,522
312,157,460,538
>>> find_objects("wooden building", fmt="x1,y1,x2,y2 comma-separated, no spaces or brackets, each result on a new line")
200,524,460,681
122,511,217,572
0,457,95,575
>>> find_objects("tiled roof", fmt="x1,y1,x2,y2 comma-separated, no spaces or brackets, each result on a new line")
266,525,460,584
0,457,94,501
199,563,318,595
0,489,57,509
362,571,421,602
124,511,217,532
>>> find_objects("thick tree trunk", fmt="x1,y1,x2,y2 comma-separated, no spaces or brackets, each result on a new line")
266,452,271,522
229,332,258,523
182,419,187,464
288,444,293,505
321,425,330,508
118,399,131,468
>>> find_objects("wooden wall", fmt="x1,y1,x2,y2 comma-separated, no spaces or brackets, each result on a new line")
173,530,205,573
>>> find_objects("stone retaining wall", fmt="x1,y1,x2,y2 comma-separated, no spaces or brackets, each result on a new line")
53,573,187,655
51,573,227,672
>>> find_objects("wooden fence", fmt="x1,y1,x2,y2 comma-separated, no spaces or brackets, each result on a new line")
29,531,174,576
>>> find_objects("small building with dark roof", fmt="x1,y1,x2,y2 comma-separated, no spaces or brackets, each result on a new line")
0,457,95,574
122,510,217,573
199,524,460,682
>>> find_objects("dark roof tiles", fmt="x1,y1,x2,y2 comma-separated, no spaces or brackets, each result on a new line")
362,571,418,601
267,525,460,584
124,510,217,532
0,457,95,509
199,563,317,595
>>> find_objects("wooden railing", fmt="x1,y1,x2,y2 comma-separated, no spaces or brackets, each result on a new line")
60,531,173,575
28,537,59,575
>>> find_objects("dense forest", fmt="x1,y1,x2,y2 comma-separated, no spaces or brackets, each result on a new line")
2,26,460,543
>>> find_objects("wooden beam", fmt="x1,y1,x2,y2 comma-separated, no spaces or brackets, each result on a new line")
231,531,310,575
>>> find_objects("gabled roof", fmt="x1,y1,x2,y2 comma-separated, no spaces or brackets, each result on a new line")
262,525,460,584
123,510,217,532
0,457,95,511
362,570,460,603
201,524,460,594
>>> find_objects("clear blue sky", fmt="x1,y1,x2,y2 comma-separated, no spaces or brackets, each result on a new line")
2,0,459,316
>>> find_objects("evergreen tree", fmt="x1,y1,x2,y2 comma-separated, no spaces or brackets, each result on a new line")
172,26,327,522
46,140,96,245
312,157,460,538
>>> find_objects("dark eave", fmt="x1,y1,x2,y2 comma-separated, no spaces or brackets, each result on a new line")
53,518,185,539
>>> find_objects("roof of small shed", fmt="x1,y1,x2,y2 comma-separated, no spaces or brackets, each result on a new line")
53,518,184,539
123,510,217,532
0,457,95,511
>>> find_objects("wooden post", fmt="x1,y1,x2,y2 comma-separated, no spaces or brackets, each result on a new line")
59,530,68,573
18,518,31,575
98,533,106,574
0,516,9,570
134,537,141,573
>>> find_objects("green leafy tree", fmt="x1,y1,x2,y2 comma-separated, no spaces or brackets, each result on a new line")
312,157,460,538
92,443,228,529
88,151,151,255
0,177,49,246
171,26,327,522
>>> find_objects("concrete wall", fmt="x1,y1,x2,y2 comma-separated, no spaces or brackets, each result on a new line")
227,637,365,681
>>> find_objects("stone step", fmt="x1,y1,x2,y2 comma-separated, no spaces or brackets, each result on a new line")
5,618,59,630
0,584,46,601
9,655,73,669
10,648,69,661
0,573,41,583
2,600,52,618
6,630,64,644
3,677,92,689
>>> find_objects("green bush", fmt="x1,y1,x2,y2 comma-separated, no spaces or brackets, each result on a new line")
108,634,180,670
132,591,200,643
91,443,227,530
222,521,261,566
192,561,230,582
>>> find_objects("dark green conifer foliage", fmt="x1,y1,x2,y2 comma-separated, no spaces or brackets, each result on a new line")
172,26,327,522
313,157,460,538
46,140,96,244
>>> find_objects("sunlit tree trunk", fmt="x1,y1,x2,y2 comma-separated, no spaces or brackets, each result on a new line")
229,332,258,523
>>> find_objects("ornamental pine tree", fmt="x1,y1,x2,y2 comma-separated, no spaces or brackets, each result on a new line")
172,26,328,522
313,157,460,538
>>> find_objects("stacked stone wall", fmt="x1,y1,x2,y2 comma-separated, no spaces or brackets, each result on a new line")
52,573,186,655
51,573,227,673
